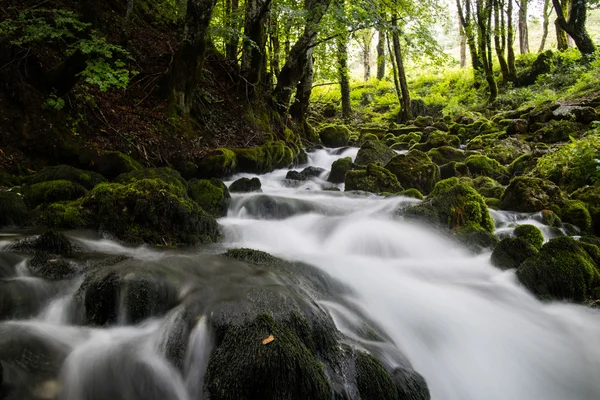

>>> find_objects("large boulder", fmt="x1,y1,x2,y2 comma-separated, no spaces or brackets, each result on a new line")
229,177,262,193
517,237,600,302
385,150,440,195
531,120,585,144
232,141,295,174
562,200,592,233
427,146,465,166
0,191,29,227
464,155,509,183
85,150,142,180
187,178,230,217
354,140,396,166
23,180,87,209
345,164,403,194
319,125,351,147
513,224,544,250
83,179,220,245
196,148,238,178
491,238,539,270
571,186,600,235
7,231,80,256
29,165,106,190
328,157,353,184
501,176,565,212
114,168,187,194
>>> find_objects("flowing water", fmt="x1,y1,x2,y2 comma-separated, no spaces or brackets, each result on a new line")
1,147,600,400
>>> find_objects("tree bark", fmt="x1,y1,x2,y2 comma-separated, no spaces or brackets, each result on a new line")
225,0,239,60
552,0,596,54
120,0,135,46
386,36,402,104
476,0,498,101
391,15,412,122
507,0,517,79
518,0,529,53
241,0,272,85
376,30,385,79
539,0,552,52
289,48,314,122
337,33,352,120
167,0,217,114
361,32,372,81
459,20,467,68
272,0,331,111
457,0,484,83
269,14,280,78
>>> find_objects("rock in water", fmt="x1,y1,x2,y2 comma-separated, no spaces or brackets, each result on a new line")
229,177,262,193
7,231,79,256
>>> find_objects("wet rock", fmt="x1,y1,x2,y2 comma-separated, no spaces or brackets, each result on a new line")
552,105,599,123
29,165,106,190
28,254,79,280
385,150,440,195
513,224,544,250
187,178,230,217
391,367,431,400
301,166,326,178
506,119,528,135
286,171,308,181
328,157,353,184
0,279,64,320
229,177,262,193
345,164,403,195
7,231,80,256
355,352,397,400
501,176,565,213
0,191,30,228
355,140,397,166
491,238,538,270
319,125,351,147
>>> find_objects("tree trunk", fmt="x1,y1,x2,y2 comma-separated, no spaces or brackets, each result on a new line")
241,0,272,85
376,30,385,79
225,0,239,60
459,20,467,68
507,0,517,79
272,0,331,111
391,15,412,122
167,0,216,114
337,34,352,120
457,0,484,83
539,0,551,52
518,0,529,53
493,0,510,82
386,36,402,104
289,48,314,122
120,0,135,46
552,0,596,54
269,14,281,78
362,35,371,81
477,0,498,101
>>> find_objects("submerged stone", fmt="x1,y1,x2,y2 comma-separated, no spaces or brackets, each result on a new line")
230,177,262,193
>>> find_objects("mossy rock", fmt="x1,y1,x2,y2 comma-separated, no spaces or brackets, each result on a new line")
508,154,537,177
355,352,397,400
391,367,431,400
514,224,544,250
390,125,422,136
28,254,79,280
84,179,220,245
571,186,600,235
115,168,187,196
527,102,560,124
188,178,230,217
345,164,403,194
402,188,424,200
233,141,295,174
197,148,238,178
327,157,353,184
6,231,79,256
385,150,440,195
427,146,465,166
483,139,530,165
484,197,502,209
501,176,566,212
29,165,106,190
540,209,562,228
87,150,142,180
465,132,503,151
23,180,87,209
0,171,23,188
0,191,30,227
469,176,504,199
230,177,262,193
354,140,396,166
531,120,585,144
420,131,461,151
464,155,509,183
319,125,351,147
413,115,434,128
491,238,539,270
517,236,600,302
403,181,495,235
34,199,91,229
562,200,592,233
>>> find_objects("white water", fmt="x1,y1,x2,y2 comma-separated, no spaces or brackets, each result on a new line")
220,147,600,400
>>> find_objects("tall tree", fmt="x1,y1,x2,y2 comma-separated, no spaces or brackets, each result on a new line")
555,0,569,50
376,29,386,79
507,0,517,80
241,0,272,85
289,49,315,123
459,19,467,68
539,0,552,51
357,29,374,81
335,0,352,119
391,13,412,121
457,0,484,83
476,0,498,101
493,0,510,82
552,0,596,54
518,0,529,53
167,0,217,114
225,0,240,60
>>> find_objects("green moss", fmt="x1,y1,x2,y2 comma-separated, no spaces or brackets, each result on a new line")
354,139,396,166
426,131,461,149
427,146,465,165
84,179,220,245
197,148,238,178
532,120,585,144
414,115,434,128
385,150,440,195
464,154,509,182
514,224,544,249
229,177,262,193
187,178,230,217
541,209,562,228
0,191,30,227
571,186,600,235
501,176,566,212
115,168,187,196
517,236,600,302
327,157,353,184
491,238,539,270
355,352,397,400
87,150,142,180
29,165,106,190
484,197,502,209
34,199,90,229
562,200,592,232
319,124,351,147
508,154,536,176
0,172,23,188
345,164,403,194
24,180,87,208
233,141,295,174
470,176,504,199
402,188,424,200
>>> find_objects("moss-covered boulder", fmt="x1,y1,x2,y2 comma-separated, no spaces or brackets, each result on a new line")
414,115,434,128
464,155,509,183
0,191,29,227
385,150,440,195
540,209,562,228
562,200,592,233
508,154,537,176
115,168,187,195
188,178,230,217
571,186,600,235
86,150,142,180
328,157,353,184
319,125,351,147
197,148,238,178
402,188,424,200
418,131,461,151
514,224,544,249
29,165,106,190
7,231,79,256
34,199,91,229
531,120,585,144
427,146,465,166
517,236,600,302
230,177,262,193
355,352,397,400
354,140,396,166
469,176,505,199
345,164,403,194
84,179,220,245
23,180,87,209
482,137,531,165
233,141,295,174
491,238,539,270
527,102,560,124
501,176,565,212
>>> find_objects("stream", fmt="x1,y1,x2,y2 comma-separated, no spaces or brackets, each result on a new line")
2,147,600,400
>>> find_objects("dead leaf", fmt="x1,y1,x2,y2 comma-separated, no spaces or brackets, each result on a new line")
262,335,275,345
